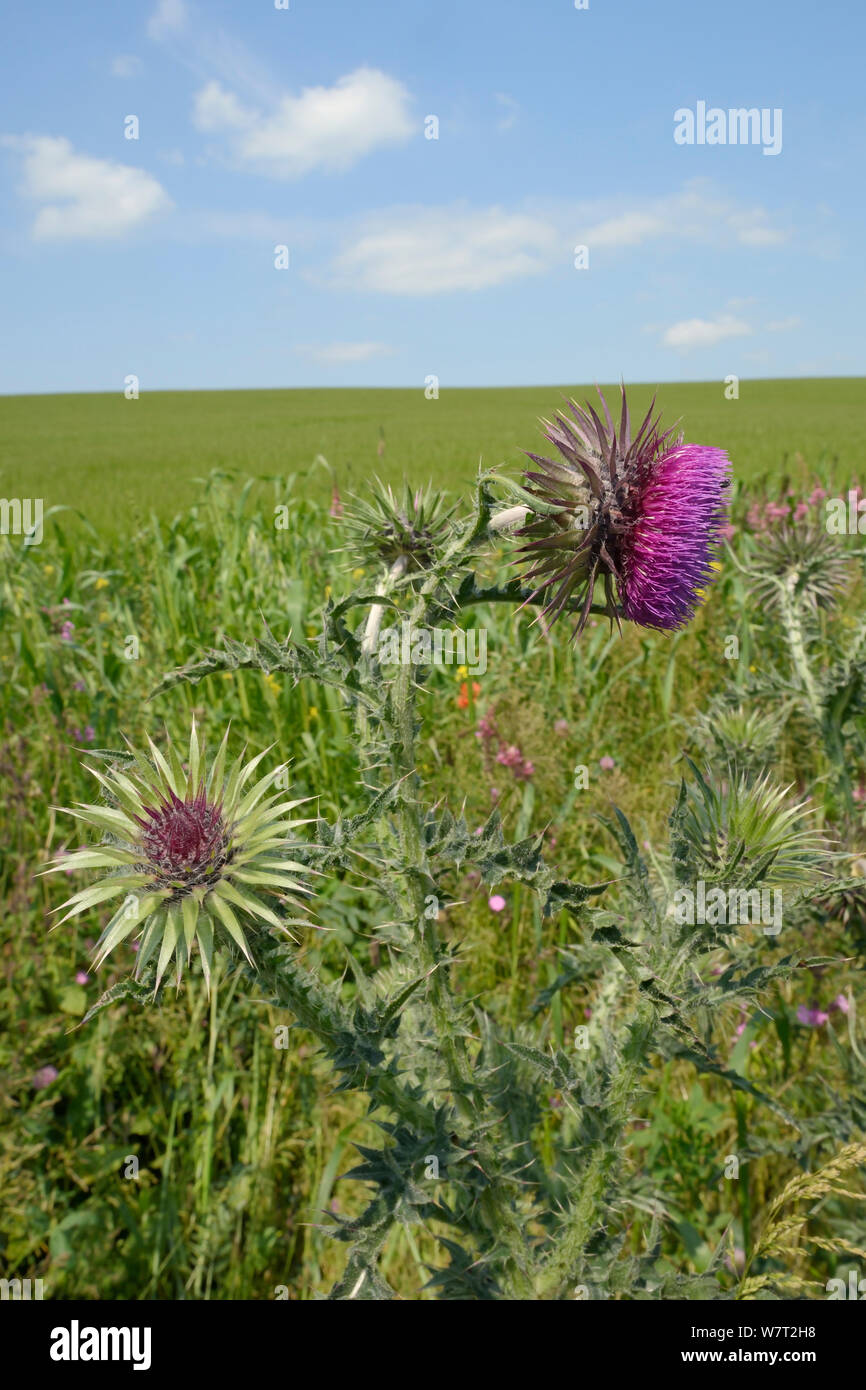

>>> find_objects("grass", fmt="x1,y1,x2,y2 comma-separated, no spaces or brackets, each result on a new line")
1,382,865,1299
1,378,864,531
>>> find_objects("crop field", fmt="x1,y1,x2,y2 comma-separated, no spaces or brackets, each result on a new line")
2,378,866,1303
2,378,865,529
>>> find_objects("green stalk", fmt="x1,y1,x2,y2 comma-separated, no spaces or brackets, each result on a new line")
778,575,823,725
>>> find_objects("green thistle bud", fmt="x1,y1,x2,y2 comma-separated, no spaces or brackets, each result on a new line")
341,478,455,574
44,722,313,994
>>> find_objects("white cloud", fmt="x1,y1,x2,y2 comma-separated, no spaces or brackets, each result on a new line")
111,55,142,78
580,185,787,250
2,135,170,240
583,211,667,248
148,0,187,41
192,67,414,179
662,314,752,350
297,341,393,365
329,205,557,294
765,315,801,332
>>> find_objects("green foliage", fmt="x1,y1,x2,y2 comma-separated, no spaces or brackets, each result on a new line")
2,446,865,1301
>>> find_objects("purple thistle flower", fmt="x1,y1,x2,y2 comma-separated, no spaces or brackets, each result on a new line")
618,443,730,629
47,723,313,994
134,787,229,892
515,384,730,637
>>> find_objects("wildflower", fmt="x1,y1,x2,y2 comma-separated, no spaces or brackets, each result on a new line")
60,621,75,641
797,1005,829,1027
497,745,523,768
73,680,86,692
84,726,95,743
99,611,110,623
488,894,507,912
456,665,469,680
308,706,319,720
33,1065,59,1090
599,755,615,771
263,673,280,696
75,971,90,985
95,577,109,591
830,994,850,1015
475,714,498,743
516,384,730,636
44,722,313,993
457,681,481,709
43,564,54,577
329,483,343,519
352,568,365,580
554,719,570,737
496,743,534,780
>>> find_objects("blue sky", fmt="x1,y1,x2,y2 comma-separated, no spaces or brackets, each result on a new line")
1,0,864,393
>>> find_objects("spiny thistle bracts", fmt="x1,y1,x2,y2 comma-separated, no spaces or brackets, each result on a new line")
342,478,455,575
44,722,313,993
515,384,731,637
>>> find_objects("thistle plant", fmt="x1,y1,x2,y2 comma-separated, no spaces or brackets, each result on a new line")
511,385,731,635
46,389,859,1301
46,722,312,993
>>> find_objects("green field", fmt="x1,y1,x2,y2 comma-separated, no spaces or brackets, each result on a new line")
2,378,864,530
2,378,866,1301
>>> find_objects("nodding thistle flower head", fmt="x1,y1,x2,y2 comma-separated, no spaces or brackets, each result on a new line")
342,478,455,575
44,722,312,993
515,384,731,637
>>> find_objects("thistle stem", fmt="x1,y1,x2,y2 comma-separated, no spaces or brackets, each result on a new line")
459,579,619,620
382,600,536,1297
361,555,408,657
778,575,823,725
